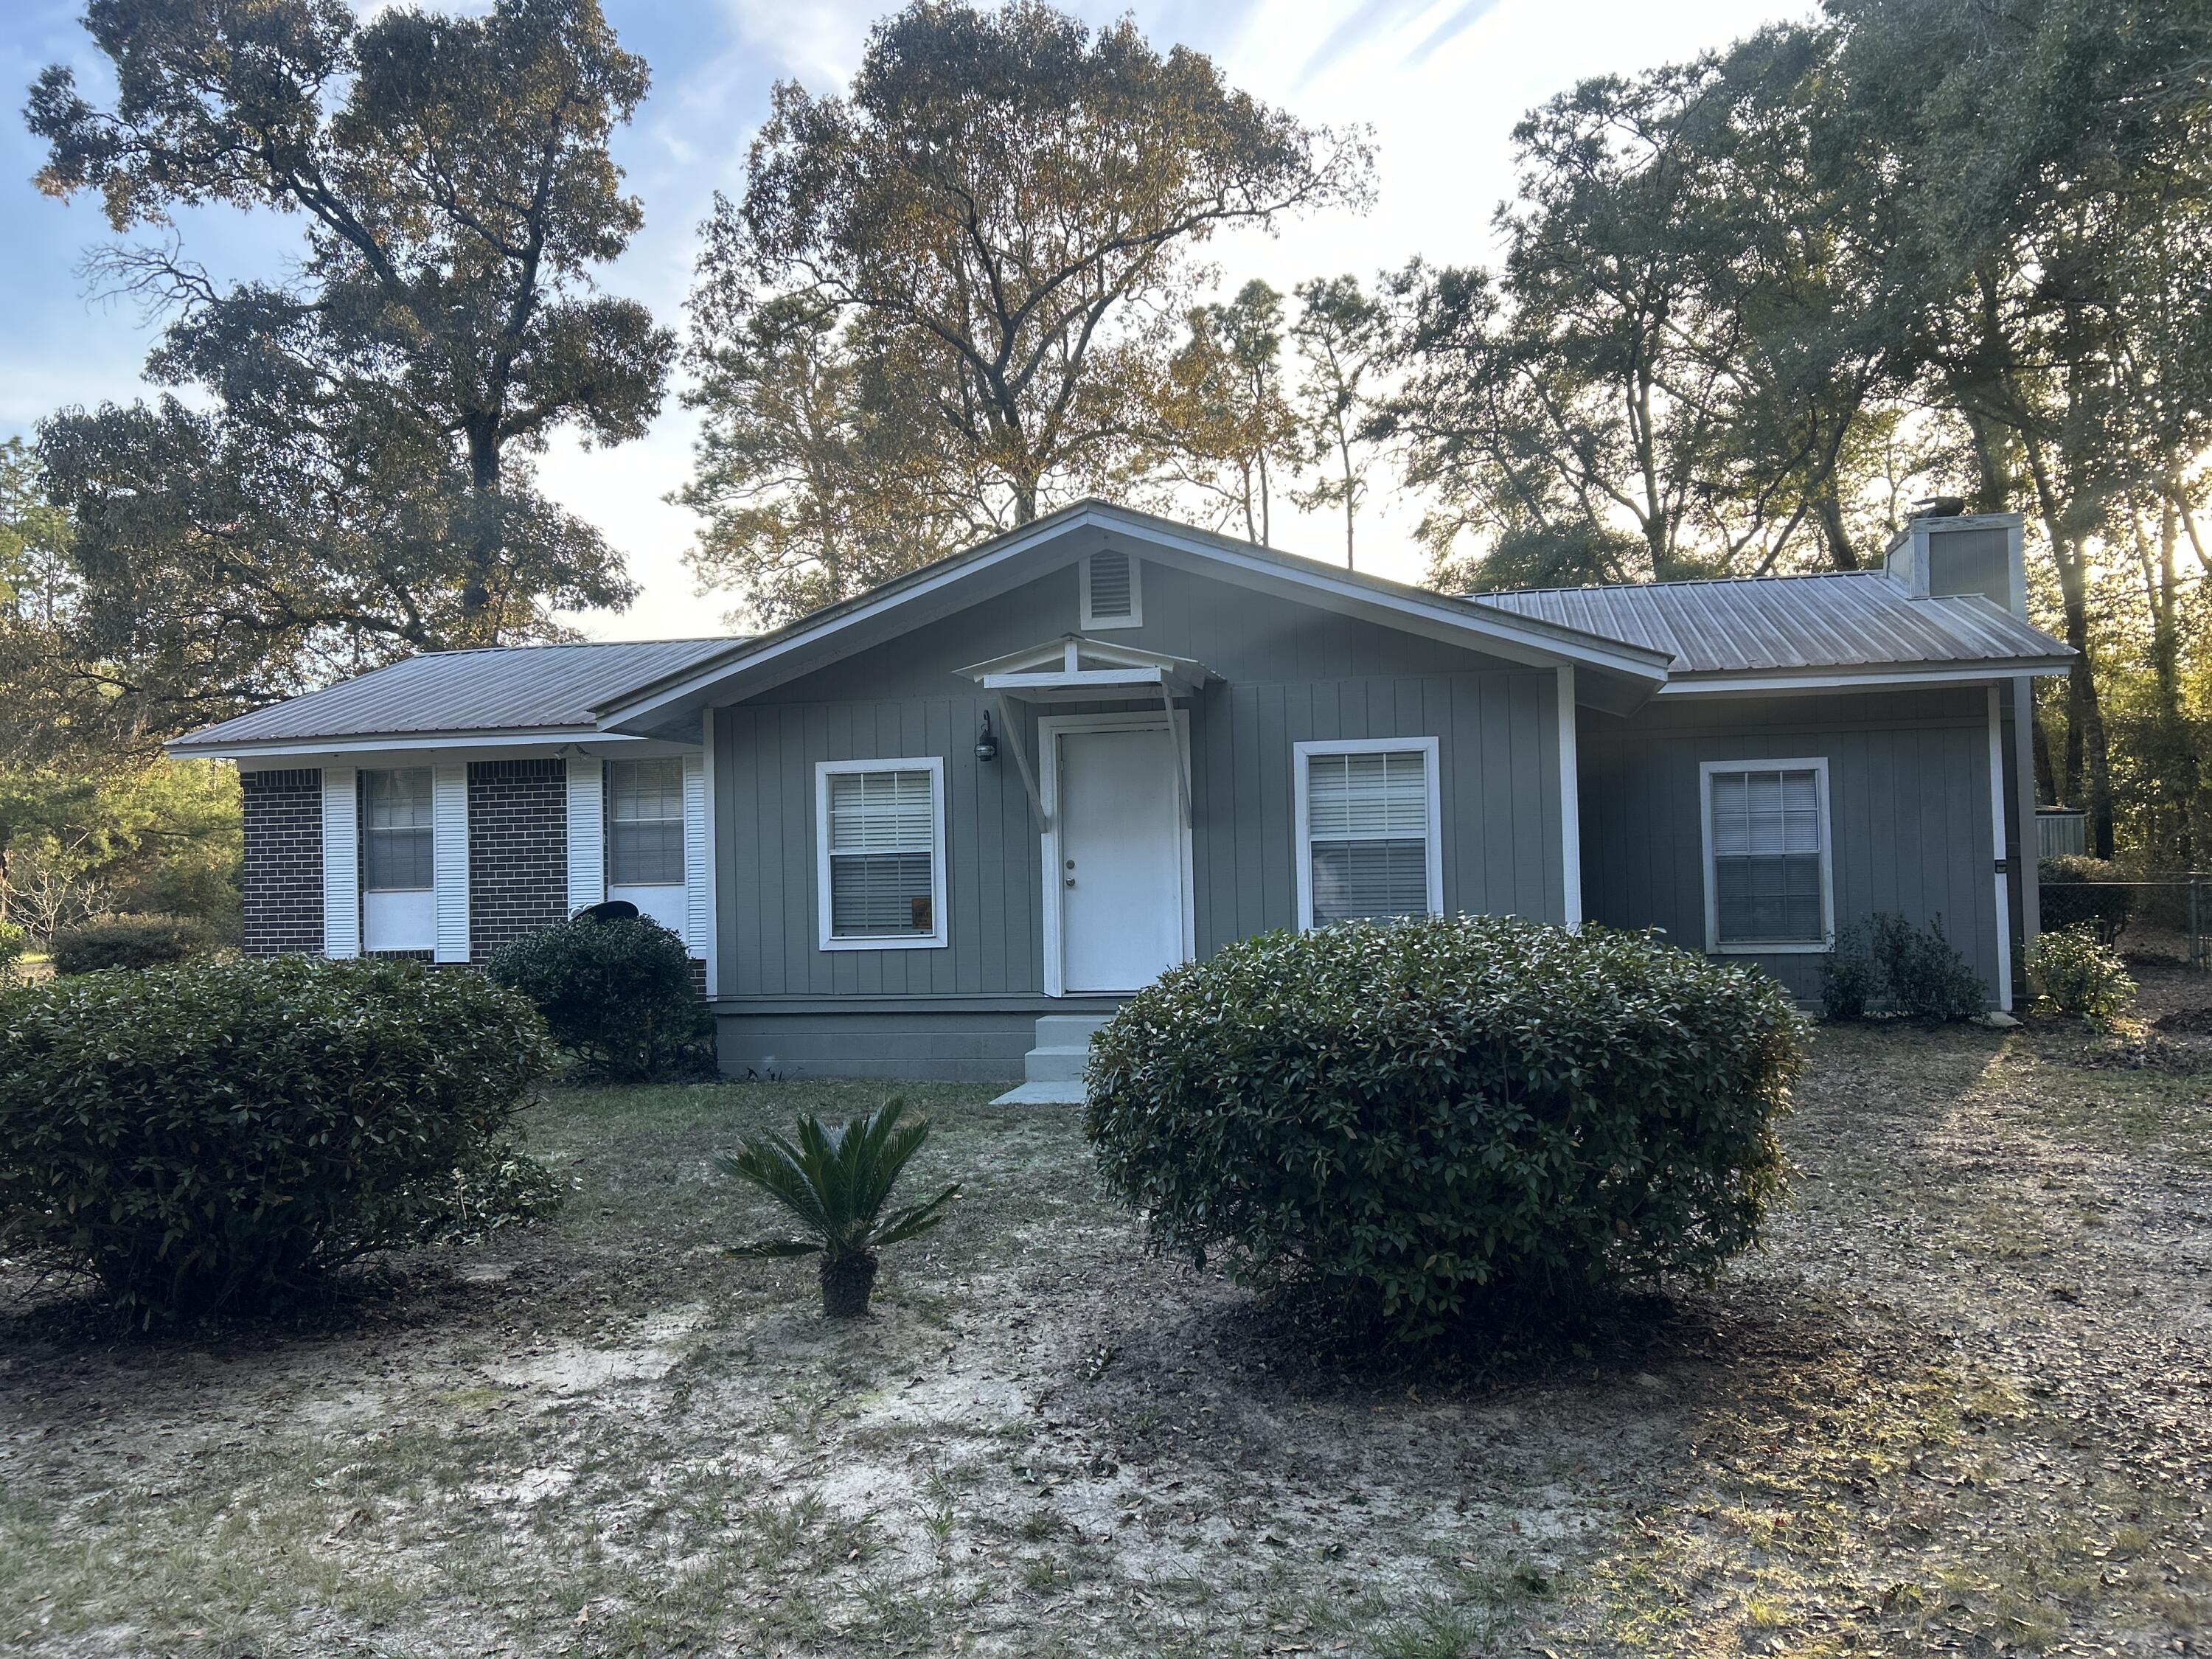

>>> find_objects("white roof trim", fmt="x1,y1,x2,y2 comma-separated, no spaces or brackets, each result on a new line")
593,504,1671,733
1657,661,2073,698
168,726,687,761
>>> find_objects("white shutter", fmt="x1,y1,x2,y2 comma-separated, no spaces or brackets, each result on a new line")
321,767,360,959
683,753,709,955
566,757,605,914
432,762,470,962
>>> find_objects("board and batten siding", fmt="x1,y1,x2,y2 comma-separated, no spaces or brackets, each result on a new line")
708,559,1566,1057
1576,686,2003,1003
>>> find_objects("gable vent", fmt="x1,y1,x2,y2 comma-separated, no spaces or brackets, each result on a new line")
1081,549,1141,630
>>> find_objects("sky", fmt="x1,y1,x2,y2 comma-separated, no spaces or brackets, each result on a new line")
0,0,1809,641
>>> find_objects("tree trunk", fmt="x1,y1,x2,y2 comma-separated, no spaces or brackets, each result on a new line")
1814,490,1858,571
2031,701,2056,807
820,1251,878,1318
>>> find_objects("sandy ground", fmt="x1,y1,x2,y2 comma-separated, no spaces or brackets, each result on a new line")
2,971,2208,1658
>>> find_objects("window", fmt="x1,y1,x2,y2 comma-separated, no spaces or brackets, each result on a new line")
607,757,685,886
1293,739,1442,929
1701,759,1833,952
361,768,433,891
1079,549,1142,630
815,759,947,950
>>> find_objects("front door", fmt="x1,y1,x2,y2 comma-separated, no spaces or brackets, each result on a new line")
1053,722,1188,992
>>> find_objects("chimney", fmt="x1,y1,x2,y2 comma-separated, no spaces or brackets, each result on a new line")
1882,510,2025,617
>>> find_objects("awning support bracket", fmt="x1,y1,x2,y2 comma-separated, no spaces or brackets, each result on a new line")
995,689,1048,831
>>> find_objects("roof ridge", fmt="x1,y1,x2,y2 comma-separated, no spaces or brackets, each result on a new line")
406,634,740,658
1471,568,1888,600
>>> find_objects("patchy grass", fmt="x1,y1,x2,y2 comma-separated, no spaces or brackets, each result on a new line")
4,977,2211,1657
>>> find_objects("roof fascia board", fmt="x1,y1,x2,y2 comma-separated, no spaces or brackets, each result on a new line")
595,507,1669,734
1657,660,2073,698
167,726,687,762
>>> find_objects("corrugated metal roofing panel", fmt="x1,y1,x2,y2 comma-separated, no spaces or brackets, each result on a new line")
1474,571,2065,675
172,637,740,748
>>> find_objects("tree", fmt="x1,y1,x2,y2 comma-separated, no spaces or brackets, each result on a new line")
675,296,971,627
27,0,672,736
1288,275,1388,568
1155,280,1297,544
686,0,1370,616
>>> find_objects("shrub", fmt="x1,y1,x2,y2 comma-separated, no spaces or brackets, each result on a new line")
2027,926,2137,1027
717,1099,961,1318
2039,856,2132,947
48,914,214,974
1868,912,1987,1022
487,916,714,1082
0,956,560,1321
0,919,24,978
1820,918,1883,1021
1085,916,1804,1342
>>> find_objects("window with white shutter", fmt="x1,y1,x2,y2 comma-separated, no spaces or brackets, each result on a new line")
1079,549,1142,629
816,758,947,949
1294,738,1442,928
1701,759,1833,950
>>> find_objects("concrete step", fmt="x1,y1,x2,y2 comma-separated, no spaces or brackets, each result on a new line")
1033,1014,1110,1048
990,1080,1087,1106
993,1013,1113,1103
1023,1045,1093,1083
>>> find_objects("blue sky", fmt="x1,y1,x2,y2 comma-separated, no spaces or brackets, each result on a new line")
0,0,1803,636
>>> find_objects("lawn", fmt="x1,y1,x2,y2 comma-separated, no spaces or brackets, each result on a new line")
3,977,2210,1658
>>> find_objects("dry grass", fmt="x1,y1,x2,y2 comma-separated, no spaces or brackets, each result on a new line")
3,973,2209,1657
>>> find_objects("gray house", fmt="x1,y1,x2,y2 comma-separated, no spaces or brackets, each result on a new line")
173,501,2070,1093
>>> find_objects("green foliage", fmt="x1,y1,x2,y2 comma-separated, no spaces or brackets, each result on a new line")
487,916,713,1082
2039,857,2132,947
48,915,215,975
28,0,672,737
686,0,1371,619
1288,274,1390,566
2026,926,2138,1028
716,1099,961,1317
1823,913,1988,1023
0,919,24,976
1158,279,1298,546
1820,917,1884,1022
1084,916,1804,1342
0,956,560,1321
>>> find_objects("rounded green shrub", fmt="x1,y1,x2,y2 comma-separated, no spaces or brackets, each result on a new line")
49,914,214,974
1085,916,1804,1341
2039,857,2131,947
487,916,714,1082
2026,925,2137,1027
0,956,561,1321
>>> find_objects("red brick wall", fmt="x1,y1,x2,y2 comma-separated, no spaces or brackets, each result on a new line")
467,758,568,963
240,768,323,956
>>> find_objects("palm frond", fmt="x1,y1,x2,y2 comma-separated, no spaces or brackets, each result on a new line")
725,1237,824,1259
868,1181,962,1249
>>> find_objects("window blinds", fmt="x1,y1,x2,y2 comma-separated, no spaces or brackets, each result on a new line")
608,757,685,886
1710,768,1823,943
362,768,433,891
1306,749,1431,925
827,769,936,936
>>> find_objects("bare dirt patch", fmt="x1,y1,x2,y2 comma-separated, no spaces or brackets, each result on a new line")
3,984,2210,1658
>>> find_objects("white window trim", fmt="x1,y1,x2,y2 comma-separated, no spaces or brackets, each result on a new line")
604,756,688,891
1292,737,1444,931
1078,550,1143,630
1699,757,1836,955
815,756,949,952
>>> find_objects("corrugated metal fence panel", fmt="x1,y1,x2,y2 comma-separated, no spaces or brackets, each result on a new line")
2037,810,2087,860
432,762,470,961
321,767,360,959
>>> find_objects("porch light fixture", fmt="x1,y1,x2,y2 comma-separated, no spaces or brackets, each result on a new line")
974,710,998,762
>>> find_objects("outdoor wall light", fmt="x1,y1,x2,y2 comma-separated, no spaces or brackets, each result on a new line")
975,710,998,762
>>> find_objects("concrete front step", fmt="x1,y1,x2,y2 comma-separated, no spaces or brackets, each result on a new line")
990,1013,1113,1106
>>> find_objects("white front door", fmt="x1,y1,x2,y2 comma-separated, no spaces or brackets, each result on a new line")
1052,722,1189,993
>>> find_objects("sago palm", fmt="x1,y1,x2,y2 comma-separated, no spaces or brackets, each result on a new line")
716,1098,960,1318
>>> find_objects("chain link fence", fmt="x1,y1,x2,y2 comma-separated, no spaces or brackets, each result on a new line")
2042,874,2211,971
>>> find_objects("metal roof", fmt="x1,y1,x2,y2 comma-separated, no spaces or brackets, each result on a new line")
170,637,739,751
1472,571,2069,678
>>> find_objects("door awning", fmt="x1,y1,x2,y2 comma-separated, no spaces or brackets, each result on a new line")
957,636,1214,830
956,633,1218,702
